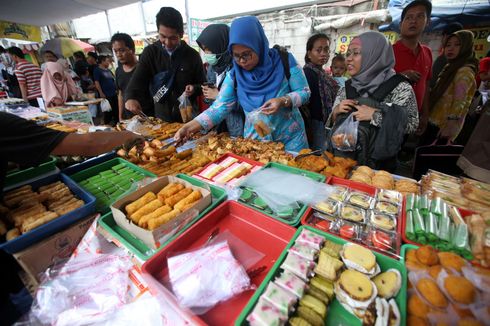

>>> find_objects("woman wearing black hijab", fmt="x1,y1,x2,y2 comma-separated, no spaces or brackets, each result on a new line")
197,24,244,137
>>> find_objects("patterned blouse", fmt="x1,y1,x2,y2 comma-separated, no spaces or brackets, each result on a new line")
429,66,476,136
195,54,311,152
329,81,419,134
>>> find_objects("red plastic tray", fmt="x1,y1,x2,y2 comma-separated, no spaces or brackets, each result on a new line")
192,153,263,185
302,176,403,259
141,200,296,326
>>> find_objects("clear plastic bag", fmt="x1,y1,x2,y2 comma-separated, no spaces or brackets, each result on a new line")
100,98,112,112
249,109,273,138
28,254,132,326
168,240,253,314
331,113,359,151
240,168,334,214
178,92,193,123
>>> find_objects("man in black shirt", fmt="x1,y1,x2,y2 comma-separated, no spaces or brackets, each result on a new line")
73,51,89,78
125,7,206,122
112,33,154,121
87,51,98,80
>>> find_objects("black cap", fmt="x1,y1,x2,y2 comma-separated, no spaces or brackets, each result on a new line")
401,0,432,21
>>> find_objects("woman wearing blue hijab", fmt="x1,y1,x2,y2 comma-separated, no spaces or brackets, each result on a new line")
175,16,311,152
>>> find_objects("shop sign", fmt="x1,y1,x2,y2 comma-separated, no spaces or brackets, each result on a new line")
0,20,41,42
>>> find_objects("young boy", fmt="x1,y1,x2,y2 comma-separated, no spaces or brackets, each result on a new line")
330,53,347,88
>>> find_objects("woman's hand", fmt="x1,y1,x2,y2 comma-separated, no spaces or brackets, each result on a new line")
184,85,195,97
174,120,201,144
202,86,219,100
333,99,357,119
52,97,64,106
352,104,376,122
438,120,460,140
261,97,284,115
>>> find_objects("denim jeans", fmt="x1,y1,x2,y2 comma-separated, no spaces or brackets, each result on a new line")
310,119,327,151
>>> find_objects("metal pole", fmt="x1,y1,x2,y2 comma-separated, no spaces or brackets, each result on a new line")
139,1,148,36
185,0,191,41
105,10,112,36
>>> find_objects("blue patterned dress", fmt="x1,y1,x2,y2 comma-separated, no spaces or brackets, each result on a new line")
195,53,311,152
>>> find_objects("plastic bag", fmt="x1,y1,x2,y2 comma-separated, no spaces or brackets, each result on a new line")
100,98,112,112
178,92,193,123
331,113,358,151
29,254,132,326
168,240,252,314
249,109,273,138
240,168,334,214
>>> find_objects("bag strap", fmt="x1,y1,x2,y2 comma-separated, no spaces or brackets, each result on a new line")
345,79,359,100
370,74,408,102
234,45,291,89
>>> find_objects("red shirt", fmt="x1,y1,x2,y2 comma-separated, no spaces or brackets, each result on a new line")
393,40,433,112
15,59,42,100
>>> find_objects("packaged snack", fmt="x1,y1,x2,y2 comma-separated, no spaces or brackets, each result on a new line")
369,228,395,253
289,242,319,261
369,212,397,232
328,185,349,202
296,228,325,250
374,201,399,215
281,252,315,280
275,270,307,298
347,192,374,210
340,204,366,223
247,297,287,326
338,220,362,239
376,189,402,206
313,200,338,216
261,282,298,315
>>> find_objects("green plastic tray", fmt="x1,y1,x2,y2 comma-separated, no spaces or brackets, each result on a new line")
400,243,419,261
98,174,227,261
5,156,57,187
235,225,408,326
70,158,156,214
239,162,326,226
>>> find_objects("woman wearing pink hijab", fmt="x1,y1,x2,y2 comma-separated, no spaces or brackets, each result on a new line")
40,61,81,107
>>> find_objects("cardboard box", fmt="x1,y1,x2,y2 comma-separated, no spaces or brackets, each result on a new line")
111,176,211,249
47,106,93,124
13,214,98,285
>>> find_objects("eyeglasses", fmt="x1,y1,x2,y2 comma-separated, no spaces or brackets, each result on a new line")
233,51,253,63
345,50,361,58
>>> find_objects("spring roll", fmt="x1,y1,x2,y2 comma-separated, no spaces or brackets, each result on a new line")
38,181,63,192
21,212,59,233
174,190,202,212
175,149,193,160
131,199,163,223
53,200,85,216
48,197,78,210
157,183,184,201
138,205,172,228
4,185,32,197
13,205,47,227
18,193,50,207
6,228,21,241
125,192,156,216
4,188,33,201
46,188,72,203
165,188,193,208
4,192,39,208
147,209,181,230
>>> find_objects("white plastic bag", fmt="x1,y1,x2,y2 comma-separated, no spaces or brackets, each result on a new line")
168,240,252,314
249,109,273,138
331,113,359,151
177,92,193,123
100,98,112,112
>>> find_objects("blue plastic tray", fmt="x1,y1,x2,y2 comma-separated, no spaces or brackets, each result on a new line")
62,151,116,175
0,173,96,253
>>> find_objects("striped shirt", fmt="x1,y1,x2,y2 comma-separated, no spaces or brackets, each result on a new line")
15,60,42,100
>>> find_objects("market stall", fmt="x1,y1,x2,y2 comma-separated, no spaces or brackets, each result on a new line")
1,114,489,326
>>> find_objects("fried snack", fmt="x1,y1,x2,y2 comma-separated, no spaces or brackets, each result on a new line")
416,278,448,308
4,185,32,197
165,188,193,208
48,197,78,210
408,315,430,326
21,212,59,233
416,245,439,266
6,228,21,241
4,191,38,208
12,205,47,227
157,183,185,202
38,181,63,192
138,205,172,228
131,199,163,223
395,179,419,194
375,170,392,178
428,265,443,279
174,190,202,212
372,175,394,190
176,149,193,160
350,172,371,185
53,199,84,216
408,293,430,319
125,192,157,216
457,319,484,326
444,276,476,305
180,202,199,212
147,209,181,230
438,252,466,273
254,120,271,137
356,166,375,177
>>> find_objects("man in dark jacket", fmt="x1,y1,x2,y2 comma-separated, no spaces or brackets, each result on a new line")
125,7,205,122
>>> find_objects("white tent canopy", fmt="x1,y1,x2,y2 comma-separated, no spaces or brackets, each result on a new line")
0,0,139,26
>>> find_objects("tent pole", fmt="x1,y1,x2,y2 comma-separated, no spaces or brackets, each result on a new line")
139,1,147,36
105,10,112,37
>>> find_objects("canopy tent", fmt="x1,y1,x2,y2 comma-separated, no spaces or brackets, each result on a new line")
0,0,139,26
380,0,490,32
